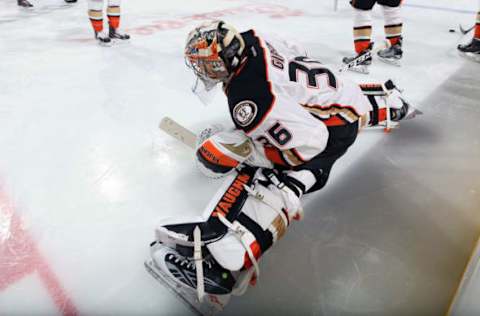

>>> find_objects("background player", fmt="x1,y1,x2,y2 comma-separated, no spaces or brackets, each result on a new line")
343,0,404,70
88,0,130,43
457,0,480,60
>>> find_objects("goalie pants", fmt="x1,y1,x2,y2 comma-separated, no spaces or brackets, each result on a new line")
280,121,359,194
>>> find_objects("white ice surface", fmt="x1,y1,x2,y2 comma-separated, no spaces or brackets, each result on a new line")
0,0,479,315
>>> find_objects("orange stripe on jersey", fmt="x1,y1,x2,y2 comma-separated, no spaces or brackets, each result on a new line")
243,241,261,269
264,147,288,167
302,103,360,124
475,23,480,40
245,30,276,136
108,16,120,29
290,148,305,163
90,19,103,33
323,116,347,126
199,140,239,168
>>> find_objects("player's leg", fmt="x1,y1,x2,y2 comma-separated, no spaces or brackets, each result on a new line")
146,166,304,313
88,0,111,43
377,0,403,65
107,0,130,40
298,122,359,194
457,2,480,59
342,0,376,71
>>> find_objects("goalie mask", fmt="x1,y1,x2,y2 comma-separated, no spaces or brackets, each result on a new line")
185,21,246,102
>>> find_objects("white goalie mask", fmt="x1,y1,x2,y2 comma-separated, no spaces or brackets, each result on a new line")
184,21,246,104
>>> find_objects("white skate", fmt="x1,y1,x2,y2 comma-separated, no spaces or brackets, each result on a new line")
145,242,233,316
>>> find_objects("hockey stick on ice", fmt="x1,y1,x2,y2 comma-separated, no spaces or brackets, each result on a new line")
338,41,390,73
159,117,197,149
459,24,475,35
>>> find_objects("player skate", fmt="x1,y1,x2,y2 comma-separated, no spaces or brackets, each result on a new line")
17,0,33,7
94,31,111,44
109,25,130,40
342,44,373,74
377,37,403,66
457,39,480,62
145,241,235,316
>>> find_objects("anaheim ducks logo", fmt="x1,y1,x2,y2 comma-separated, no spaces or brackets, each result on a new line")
233,100,257,127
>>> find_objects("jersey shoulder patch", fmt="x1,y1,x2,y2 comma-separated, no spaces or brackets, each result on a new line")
232,100,258,127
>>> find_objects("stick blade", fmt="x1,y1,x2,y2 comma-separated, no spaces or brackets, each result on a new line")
159,117,197,149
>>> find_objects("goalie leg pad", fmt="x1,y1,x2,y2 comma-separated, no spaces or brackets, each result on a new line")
151,167,294,287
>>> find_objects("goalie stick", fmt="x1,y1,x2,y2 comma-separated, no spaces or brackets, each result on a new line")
159,116,197,149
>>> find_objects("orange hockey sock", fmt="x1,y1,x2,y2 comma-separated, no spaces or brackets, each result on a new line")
353,25,372,53
385,23,402,46
475,12,480,40
88,10,103,32
107,5,120,29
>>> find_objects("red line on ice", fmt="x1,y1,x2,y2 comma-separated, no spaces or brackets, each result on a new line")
0,187,78,316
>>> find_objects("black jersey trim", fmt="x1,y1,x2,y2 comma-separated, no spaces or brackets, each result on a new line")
244,30,276,135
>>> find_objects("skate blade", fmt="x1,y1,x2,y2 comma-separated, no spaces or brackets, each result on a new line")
347,65,370,74
145,260,205,316
378,57,401,67
403,108,423,121
144,260,225,316
459,51,480,63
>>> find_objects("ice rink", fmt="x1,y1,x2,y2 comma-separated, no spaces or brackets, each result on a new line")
1,0,479,315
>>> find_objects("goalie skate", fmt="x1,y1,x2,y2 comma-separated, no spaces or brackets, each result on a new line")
145,242,233,316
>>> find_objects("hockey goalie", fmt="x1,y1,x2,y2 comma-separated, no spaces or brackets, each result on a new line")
145,21,421,315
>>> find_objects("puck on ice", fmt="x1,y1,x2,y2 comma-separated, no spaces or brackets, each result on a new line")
449,29,456,33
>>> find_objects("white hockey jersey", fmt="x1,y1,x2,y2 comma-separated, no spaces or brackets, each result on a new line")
224,30,372,168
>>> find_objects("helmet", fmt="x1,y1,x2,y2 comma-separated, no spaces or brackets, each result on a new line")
185,21,245,89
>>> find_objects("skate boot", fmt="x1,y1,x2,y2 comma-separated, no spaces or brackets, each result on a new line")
342,44,373,74
377,38,403,66
94,30,111,44
458,38,480,62
109,26,130,40
390,97,422,122
17,0,33,7
145,241,235,315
